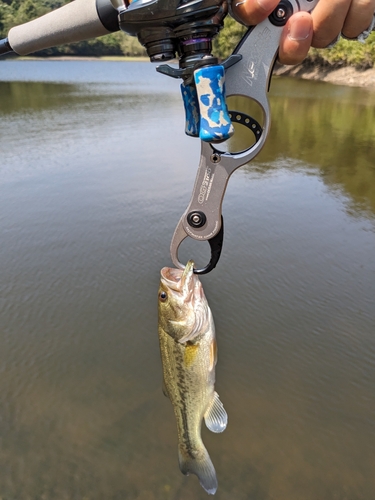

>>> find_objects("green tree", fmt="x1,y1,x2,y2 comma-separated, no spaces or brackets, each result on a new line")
213,16,246,60
309,34,375,69
0,0,145,56
12,0,38,25
0,0,15,37
0,3,10,35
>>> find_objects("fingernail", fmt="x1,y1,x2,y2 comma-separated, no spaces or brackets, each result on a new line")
288,19,312,41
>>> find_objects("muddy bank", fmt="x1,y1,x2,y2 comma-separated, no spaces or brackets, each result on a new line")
274,61,375,89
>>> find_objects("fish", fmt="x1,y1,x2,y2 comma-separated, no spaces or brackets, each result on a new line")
158,260,227,495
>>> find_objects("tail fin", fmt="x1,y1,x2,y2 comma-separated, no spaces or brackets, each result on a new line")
178,445,218,495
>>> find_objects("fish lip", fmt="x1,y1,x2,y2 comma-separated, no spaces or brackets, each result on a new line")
160,267,183,291
160,261,195,293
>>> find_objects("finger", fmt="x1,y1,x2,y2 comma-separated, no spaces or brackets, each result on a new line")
278,12,313,65
311,0,351,48
231,0,279,26
342,0,375,38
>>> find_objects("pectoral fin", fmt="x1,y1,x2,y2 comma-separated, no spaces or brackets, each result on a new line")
204,391,228,433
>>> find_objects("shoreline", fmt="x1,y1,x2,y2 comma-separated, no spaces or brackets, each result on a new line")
17,55,150,62
274,62,375,89
7,56,375,89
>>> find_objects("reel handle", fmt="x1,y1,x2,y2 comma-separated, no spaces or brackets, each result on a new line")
181,65,234,143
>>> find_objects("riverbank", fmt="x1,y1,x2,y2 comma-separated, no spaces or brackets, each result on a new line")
17,55,150,62
274,61,375,88
10,55,375,89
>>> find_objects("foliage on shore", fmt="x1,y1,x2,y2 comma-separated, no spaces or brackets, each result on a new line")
0,0,146,56
213,16,246,59
213,17,375,69
1,0,375,66
308,34,375,69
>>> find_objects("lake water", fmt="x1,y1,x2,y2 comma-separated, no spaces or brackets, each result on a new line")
0,60,374,500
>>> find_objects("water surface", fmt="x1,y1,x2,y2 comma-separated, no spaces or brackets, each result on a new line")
0,60,374,500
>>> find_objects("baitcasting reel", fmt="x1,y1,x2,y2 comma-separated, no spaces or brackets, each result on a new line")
112,0,237,143
0,0,235,142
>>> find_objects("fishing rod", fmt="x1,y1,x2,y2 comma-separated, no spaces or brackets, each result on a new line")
0,0,319,273
0,0,119,57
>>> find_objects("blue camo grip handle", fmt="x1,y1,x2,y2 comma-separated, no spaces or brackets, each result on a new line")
194,64,234,143
181,82,200,138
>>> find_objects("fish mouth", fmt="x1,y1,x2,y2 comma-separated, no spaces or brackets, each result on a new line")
160,260,195,293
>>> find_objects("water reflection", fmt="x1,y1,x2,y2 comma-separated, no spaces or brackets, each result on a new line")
266,78,375,218
0,61,374,500
221,77,375,219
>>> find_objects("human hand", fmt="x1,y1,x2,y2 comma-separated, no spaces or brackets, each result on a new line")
231,0,375,65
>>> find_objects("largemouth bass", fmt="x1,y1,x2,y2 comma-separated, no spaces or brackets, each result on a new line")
158,260,227,495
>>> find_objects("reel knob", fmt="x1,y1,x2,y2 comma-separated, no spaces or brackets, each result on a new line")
180,64,234,143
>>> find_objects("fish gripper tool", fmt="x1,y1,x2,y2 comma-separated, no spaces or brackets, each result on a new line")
169,0,319,274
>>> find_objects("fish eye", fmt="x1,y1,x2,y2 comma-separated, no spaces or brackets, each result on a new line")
159,291,168,302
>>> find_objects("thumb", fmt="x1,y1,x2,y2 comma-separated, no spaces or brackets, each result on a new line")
278,12,313,65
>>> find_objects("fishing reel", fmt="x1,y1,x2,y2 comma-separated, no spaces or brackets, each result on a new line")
111,0,236,143
0,0,235,143
112,0,227,63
